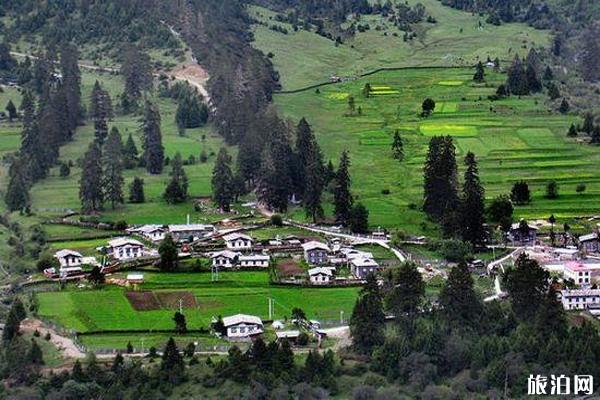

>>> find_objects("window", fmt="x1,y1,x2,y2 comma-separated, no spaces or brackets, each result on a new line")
231,328,237,333
240,327,246,333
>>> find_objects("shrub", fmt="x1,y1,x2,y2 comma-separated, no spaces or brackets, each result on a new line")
381,188,391,195
270,214,283,226
545,181,559,199
297,332,309,346
576,183,586,194
428,239,473,262
113,220,128,230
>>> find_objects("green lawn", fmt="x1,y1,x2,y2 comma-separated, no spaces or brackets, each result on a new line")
274,67,598,235
249,0,550,90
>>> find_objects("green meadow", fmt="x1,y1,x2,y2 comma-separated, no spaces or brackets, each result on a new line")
274,67,599,234
249,0,549,90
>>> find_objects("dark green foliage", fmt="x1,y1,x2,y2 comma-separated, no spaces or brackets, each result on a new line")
59,162,71,177
122,133,138,169
128,177,145,203
163,153,188,204
421,98,435,116
510,180,530,205
141,100,164,174
558,97,569,114
384,262,425,326
543,65,553,81
547,82,560,100
88,266,105,286
161,337,184,384
19,90,47,181
581,21,600,82
460,152,486,246
270,214,283,226
79,142,103,212
391,130,404,160
503,254,549,320
90,81,112,145
582,113,594,134
334,150,353,224
111,353,124,373
350,274,385,354
211,148,234,212
173,312,187,334
36,253,59,272
59,42,83,131
473,61,485,82
175,86,208,129
3,298,26,342
507,55,529,95
159,234,178,272
534,285,567,341
5,99,17,121
295,118,324,215
592,126,600,144
301,349,338,392
423,136,458,225
4,158,30,212
0,41,16,71
487,194,513,228
439,263,482,327
120,45,152,112
545,180,559,199
567,123,578,137
495,84,508,97
103,127,124,209
348,203,369,234
427,239,473,262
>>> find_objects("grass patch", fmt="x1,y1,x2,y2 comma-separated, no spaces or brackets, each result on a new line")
420,124,479,137
438,80,464,86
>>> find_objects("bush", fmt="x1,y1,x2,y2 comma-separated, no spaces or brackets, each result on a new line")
113,220,128,230
297,332,309,346
36,253,60,272
576,183,586,194
545,181,559,199
381,188,391,195
428,239,473,262
270,214,283,227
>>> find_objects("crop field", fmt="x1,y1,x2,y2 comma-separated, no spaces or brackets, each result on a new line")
249,0,549,90
274,67,599,234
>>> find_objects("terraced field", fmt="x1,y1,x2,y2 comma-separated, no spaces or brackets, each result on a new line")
276,67,598,234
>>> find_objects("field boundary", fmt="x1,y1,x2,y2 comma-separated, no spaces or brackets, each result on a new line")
275,65,468,94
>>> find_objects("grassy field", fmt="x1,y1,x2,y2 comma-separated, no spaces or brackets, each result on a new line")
274,67,598,234
249,0,550,90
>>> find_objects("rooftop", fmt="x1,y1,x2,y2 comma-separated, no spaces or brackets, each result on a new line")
561,288,600,297
168,224,214,232
211,250,240,259
301,241,330,252
54,249,83,258
222,232,253,242
222,314,263,327
308,267,333,276
108,237,144,248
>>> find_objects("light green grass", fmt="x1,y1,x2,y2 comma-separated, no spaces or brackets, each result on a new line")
420,123,479,137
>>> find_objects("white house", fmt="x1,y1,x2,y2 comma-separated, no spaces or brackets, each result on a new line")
222,314,264,340
562,261,600,286
579,231,599,254
223,233,253,250
128,224,165,242
560,288,600,310
54,249,83,268
211,250,240,268
126,273,144,285
308,267,333,285
351,257,381,279
238,254,270,268
105,238,145,260
301,241,330,265
168,224,215,242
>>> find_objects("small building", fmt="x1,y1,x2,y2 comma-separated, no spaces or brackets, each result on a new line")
105,238,145,260
222,314,264,340
560,288,600,310
238,254,270,268
58,266,84,278
168,224,215,242
351,257,381,279
275,330,300,343
308,267,333,285
507,222,538,245
563,261,600,286
211,250,240,268
128,224,165,242
301,241,330,265
223,232,253,250
579,232,599,254
272,320,285,330
54,249,83,268
126,273,144,285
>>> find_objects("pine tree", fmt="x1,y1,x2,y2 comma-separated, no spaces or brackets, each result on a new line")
507,55,529,95
384,262,424,330
334,150,353,224
473,61,485,82
111,353,124,373
543,65,553,81
121,45,153,112
592,126,600,144
525,64,542,93
423,136,458,221
534,285,567,340
142,101,164,174
581,21,600,82
123,133,139,169
567,124,578,137
173,311,187,334
350,274,385,354
161,337,184,384
59,42,82,131
212,148,234,212
304,151,325,223
547,82,560,100
89,81,113,122
4,159,30,212
582,113,594,134
257,126,294,213
19,91,47,181
5,100,17,121
503,254,549,320
2,299,26,342
295,117,317,195
159,234,178,272
27,339,44,365
391,130,404,160
558,98,569,114
79,142,103,212
510,180,531,204
103,127,124,209
439,263,482,327
164,152,188,204
460,152,486,246
348,203,369,234
129,177,145,203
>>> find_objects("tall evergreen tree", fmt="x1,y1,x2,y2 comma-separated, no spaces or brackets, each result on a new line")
350,274,385,354
506,55,529,95
2,299,26,342
581,21,600,82
161,337,184,384
334,150,353,224
123,133,139,169
534,285,567,341
141,101,164,174
212,148,235,212
4,158,30,212
59,42,82,131
120,45,153,112
129,177,145,203
19,91,47,181
439,263,482,327
79,142,103,212
423,136,458,223
348,203,369,234
164,152,188,204
582,113,595,134
384,262,424,331
503,254,549,321
304,150,325,223
159,234,178,272
5,100,17,121
525,64,542,93
103,127,124,209
460,152,486,246
473,61,485,82
391,130,404,160
89,80,113,122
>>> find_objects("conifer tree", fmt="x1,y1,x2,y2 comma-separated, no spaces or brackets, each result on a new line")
348,203,369,234
567,124,577,137
141,101,164,174
164,152,188,204
79,142,104,212
173,311,187,334
212,148,235,212
534,285,567,340
503,254,549,321
2,299,26,342
295,117,318,195
384,262,424,331
103,127,124,209
120,45,153,112
507,55,529,95
59,42,82,131
582,113,594,134
304,150,325,223
543,65,553,81
334,150,353,224
27,339,44,365
159,234,178,272
161,337,184,384
89,80,113,122
558,98,569,114
547,83,560,100
460,152,486,246
123,133,139,169
129,177,145,203
391,130,404,160
4,158,30,212
5,100,17,121
258,125,294,213
592,126,600,144
525,64,542,93
350,274,385,354
473,61,485,82
19,91,47,181
439,263,482,327
423,136,458,222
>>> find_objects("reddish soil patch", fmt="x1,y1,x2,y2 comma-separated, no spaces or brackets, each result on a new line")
126,291,161,311
155,291,197,310
277,259,304,277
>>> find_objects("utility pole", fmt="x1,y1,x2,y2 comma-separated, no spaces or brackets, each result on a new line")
268,298,273,319
212,265,219,281
141,337,144,354
179,298,183,314
340,310,344,324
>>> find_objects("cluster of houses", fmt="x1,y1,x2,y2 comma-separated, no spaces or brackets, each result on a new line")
127,223,216,243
